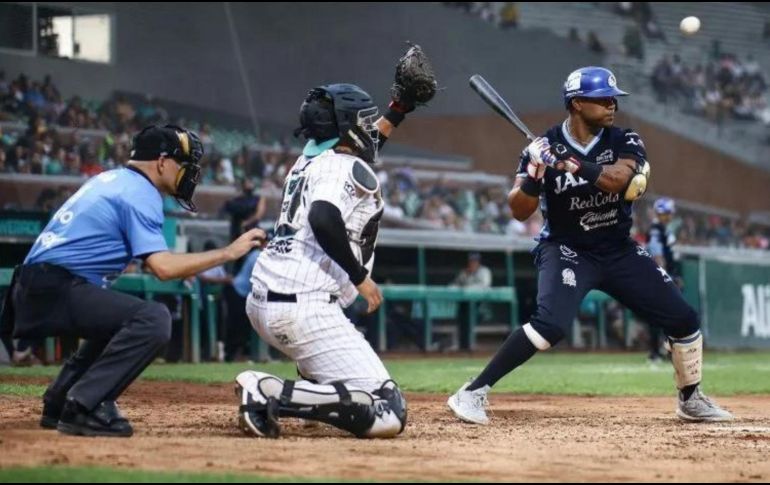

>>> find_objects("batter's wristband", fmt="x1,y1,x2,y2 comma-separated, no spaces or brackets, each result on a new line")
383,107,406,127
520,176,541,197
575,161,602,185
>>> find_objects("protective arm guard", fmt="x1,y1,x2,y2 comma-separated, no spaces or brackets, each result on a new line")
623,159,651,201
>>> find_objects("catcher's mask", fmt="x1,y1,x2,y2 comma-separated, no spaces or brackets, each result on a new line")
295,83,379,163
130,124,204,212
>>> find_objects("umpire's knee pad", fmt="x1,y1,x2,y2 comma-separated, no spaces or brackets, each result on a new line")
137,302,172,345
524,320,566,350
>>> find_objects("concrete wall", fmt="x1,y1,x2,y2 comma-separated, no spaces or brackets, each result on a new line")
0,3,599,123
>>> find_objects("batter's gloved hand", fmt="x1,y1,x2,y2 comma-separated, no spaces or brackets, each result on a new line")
526,137,560,169
526,155,546,181
390,42,438,113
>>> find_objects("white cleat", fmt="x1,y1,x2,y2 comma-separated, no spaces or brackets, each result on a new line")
447,381,490,425
676,387,735,423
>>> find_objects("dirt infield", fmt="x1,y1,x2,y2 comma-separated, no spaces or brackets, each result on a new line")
1,378,769,482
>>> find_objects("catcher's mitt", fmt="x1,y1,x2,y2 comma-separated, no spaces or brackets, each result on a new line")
390,43,437,109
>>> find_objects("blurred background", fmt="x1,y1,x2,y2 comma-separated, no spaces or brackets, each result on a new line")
1,2,770,365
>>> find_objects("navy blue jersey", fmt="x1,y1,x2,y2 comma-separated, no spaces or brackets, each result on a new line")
646,221,678,275
517,121,648,250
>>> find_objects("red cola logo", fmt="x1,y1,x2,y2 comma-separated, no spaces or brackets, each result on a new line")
569,192,620,211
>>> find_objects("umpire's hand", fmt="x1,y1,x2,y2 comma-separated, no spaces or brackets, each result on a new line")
226,228,267,261
357,276,383,313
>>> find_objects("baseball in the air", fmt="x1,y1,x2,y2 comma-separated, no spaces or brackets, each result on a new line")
680,16,701,35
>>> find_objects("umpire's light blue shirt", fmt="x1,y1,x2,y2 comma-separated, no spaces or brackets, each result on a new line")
233,249,261,298
25,168,168,285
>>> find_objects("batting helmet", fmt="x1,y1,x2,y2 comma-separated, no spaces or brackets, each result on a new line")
563,67,628,109
296,83,379,159
654,197,676,215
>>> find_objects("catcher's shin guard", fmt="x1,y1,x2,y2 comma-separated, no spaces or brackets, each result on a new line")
235,371,406,438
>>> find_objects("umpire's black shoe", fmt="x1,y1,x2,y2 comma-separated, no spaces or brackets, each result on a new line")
57,399,133,437
40,399,64,429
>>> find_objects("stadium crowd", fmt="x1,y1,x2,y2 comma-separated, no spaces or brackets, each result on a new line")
651,53,770,126
2,71,769,247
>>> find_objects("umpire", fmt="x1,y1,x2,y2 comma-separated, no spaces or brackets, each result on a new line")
0,125,265,437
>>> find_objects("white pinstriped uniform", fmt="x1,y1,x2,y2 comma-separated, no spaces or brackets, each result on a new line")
247,149,390,391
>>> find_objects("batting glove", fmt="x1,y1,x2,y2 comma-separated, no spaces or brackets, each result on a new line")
526,137,560,169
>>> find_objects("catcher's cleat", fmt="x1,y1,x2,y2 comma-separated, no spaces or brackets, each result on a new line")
236,382,280,439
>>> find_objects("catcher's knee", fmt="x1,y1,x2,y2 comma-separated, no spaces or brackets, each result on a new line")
523,321,565,350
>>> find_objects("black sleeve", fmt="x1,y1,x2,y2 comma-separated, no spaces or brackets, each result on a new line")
308,200,368,286
617,129,648,167
377,133,389,151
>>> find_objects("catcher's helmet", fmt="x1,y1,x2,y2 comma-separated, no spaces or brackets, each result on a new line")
563,66,628,109
296,83,379,161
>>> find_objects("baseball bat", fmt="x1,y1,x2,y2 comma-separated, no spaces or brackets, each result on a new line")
469,74,569,160
469,74,536,141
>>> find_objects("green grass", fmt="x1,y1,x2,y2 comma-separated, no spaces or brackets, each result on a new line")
0,382,46,397
2,352,770,397
0,466,345,483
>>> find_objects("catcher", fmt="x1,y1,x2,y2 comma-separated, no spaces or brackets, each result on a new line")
234,44,436,439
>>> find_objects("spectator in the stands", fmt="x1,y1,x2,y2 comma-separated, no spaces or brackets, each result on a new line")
215,155,235,185
25,82,46,111
587,31,605,54
452,252,493,348
0,71,8,98
232,151,247,182
35,187,59,212
63,152,82,176
568,27,581,43
498,3,518,29
29,152,43,175
623,26,644,60
222,178,266,243
384,191,405,220
8,145,26,172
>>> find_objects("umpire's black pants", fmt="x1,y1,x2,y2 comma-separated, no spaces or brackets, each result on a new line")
528,240,699,346
223,285,250,362
9,263,171,411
